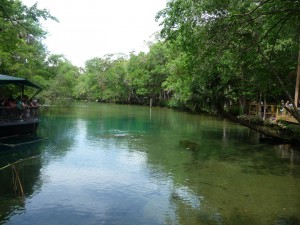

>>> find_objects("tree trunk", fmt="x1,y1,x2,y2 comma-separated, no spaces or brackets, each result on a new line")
258,93,262,118
263,94,267,121
294,36,300,107
216,104,297,144
239,96,247,114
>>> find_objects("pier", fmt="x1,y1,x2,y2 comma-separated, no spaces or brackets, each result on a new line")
248,103,299,124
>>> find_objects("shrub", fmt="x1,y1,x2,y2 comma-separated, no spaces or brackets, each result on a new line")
238,114,264,125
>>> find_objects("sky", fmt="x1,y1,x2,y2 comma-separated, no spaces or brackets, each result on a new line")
21,0,167,67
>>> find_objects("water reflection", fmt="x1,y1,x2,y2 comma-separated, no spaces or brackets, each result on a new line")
0,103,299,225
0,140,44,224
275,144,300,164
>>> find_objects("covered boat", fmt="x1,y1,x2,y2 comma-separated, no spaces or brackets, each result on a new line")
0,74,42,137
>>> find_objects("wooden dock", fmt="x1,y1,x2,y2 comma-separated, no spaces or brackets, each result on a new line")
276,108,299,124
248,103,299,124
249,103,277,118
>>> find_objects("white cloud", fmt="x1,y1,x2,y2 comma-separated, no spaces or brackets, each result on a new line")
22,0,167,66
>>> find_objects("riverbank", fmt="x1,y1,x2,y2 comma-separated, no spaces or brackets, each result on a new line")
231,114,300,146
41,99,300,145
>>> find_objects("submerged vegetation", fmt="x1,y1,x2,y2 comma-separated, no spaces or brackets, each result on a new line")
1,0,300,142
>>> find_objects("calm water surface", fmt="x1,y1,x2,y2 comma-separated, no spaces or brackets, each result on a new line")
0,103,299,225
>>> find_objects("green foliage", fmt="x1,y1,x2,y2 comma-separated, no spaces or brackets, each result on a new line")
0,0,56,76
83,55,129,102
156,0,300,119
40,55,79,104
286,124,300,137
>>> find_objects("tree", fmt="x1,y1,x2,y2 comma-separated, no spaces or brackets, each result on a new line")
157,0,300,122
126,52,149,103
42,55,79,103
160,40,193,109
0,0,57,79
144,41,171,106
82,55,129,102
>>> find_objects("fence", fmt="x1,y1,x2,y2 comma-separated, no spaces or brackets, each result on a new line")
248,103,299,124
249,103,277,118
0,107,39,121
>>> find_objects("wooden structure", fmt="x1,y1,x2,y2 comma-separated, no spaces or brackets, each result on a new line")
248,103,299,124
0,74,42,137
249,103,276,118
0,107,40,137
276,107,299,124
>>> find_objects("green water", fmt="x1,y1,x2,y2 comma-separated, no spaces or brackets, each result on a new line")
0,103,299,225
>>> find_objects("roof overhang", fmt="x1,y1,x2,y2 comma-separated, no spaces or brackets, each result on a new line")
0,74,42,90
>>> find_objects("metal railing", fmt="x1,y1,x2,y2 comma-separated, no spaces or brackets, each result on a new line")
0,106,39,121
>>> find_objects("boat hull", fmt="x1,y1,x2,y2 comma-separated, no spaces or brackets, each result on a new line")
0,120,39,137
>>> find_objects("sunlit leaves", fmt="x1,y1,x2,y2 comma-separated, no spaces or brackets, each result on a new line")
0,0,56,81
156,0,300,113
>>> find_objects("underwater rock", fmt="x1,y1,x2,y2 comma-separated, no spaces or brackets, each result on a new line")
179,139,200,151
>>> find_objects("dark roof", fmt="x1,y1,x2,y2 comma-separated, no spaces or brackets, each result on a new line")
0,74,42,89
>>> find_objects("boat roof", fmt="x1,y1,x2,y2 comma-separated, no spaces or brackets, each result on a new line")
0,74,42,89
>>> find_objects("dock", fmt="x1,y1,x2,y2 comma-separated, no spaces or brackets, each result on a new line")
248,103,299,124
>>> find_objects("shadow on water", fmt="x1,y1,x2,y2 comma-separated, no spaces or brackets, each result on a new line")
176,123,300,178
0,134,44,165
216,144,300,178
0,136,45,224
275,216,300,225
143,112,300,225
37,109,79,159
169,183,300,225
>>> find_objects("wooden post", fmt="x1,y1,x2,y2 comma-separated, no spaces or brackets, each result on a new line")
271,105,275,117
259,93,262,117
150,98,153,108
263,94,266,121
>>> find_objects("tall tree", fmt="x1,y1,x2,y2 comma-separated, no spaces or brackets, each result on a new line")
0,0,57,78
42,55,79,103
157,0,300,121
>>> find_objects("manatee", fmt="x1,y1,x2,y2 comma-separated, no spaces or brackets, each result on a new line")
179,139,200,151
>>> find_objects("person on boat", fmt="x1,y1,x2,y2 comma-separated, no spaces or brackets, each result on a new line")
30,99,39,107
16,96,25,119
30,99,40,118
16,96,23,109
4,97,17,120
9,99,16,107
0,97,6,119
22,95,31,118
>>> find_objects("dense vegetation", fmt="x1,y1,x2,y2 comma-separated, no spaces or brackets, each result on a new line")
1,0,300,127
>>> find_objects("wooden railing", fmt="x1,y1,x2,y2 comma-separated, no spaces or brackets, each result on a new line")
276,107,299,124
248,103,299,124
249,103,277,118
